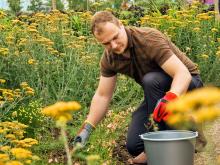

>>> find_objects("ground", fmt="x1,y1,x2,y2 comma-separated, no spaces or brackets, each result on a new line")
113,119,220,165
46,119,220,165
194,119,220,165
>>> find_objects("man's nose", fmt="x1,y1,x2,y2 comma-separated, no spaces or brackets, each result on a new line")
110,40,117,49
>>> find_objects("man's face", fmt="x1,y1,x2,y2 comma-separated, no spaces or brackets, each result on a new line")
94,22,128,54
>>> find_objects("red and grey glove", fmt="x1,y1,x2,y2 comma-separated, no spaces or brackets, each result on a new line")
72,121,95,146
153,91,178,122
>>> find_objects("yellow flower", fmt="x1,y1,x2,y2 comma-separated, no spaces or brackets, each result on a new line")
201,54,209,59
216,51,220,57
166,87,220,126
28,59,35,65
86,155,100,162
167,87,220,112
78,36,86,40
0,79,6,84
7,97,14,102
14,138,38,148
42,101,81,115
5,160,23,165
5,134,16,140
12,19,22,24
211,28,218,33
20,82,29,88
25,160,32,164
42,101,81,124
0,145,11,151
192,27,200,32
27,27,38,33
32,155,40,160
11,148,32,159
0,48,9,56
207,11,215,15
34,12,46,18
191,106,220,123
0,153,9,161
25,91,35,96
12,111,17,118
56,114,72,127
166,114,183,125
14,89,21,92
197,14,211,20
120,19,128,25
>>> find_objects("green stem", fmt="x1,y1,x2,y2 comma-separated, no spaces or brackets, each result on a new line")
61,127,72,165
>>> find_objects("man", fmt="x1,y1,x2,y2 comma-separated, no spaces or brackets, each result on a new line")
73,11,207,164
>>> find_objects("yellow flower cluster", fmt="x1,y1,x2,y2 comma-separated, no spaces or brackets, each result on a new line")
166,87,220,127
20,82,35,96
41,101,81,126
0,79,6,84
0,81,35,106
0,121,40,164
0,121,27,139
196,13,212,20
0,48,9,56
27,59,36,65
12,138,38,148
11,148,32,159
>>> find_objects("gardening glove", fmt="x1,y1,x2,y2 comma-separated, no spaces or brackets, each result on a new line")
153,91,178,123
73,121,95,147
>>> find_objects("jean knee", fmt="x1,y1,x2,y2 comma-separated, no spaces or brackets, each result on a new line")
142,72,159,89
126,138,143,156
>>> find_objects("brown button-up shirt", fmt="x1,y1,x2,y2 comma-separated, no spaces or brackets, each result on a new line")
100,27,199,84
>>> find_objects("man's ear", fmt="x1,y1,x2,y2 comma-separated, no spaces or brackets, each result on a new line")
118,20,123,27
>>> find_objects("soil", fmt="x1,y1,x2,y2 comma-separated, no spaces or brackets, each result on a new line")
112,119,220,165
46,119,220,165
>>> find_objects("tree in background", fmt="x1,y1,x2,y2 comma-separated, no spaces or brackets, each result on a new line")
67,0,89,11
28,0,44,12
7,0,21,14
46,0,64,11
52,0,56,10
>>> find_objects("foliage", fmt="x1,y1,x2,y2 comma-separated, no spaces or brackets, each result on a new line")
7,0,21,14
9,100,45,137
28,0,44,12
0,82,36,122
67,0,89,11
46,0,65,11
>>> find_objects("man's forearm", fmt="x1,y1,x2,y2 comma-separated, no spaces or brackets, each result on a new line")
86,92,112,127
170,70,192,96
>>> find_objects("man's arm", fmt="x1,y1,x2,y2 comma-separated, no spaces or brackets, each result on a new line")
86,75,117,126
153,54,192,122
161,54,192,96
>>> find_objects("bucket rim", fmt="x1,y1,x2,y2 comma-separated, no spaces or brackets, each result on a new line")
140,130,198,141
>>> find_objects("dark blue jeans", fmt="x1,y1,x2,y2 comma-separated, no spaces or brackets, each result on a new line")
126,71,203,156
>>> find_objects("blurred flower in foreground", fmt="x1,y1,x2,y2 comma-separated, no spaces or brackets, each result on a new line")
41,101,81,165
166,87,220,127
41,101,81,126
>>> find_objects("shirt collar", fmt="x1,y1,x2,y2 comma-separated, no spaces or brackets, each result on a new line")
125,27,133,49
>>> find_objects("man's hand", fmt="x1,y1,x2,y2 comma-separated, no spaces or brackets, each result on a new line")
153,91,178,122
72,121,95,146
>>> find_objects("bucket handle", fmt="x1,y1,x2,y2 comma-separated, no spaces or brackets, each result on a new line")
139,131,199,140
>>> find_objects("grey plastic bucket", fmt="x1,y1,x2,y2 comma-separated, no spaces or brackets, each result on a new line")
140,130,198,165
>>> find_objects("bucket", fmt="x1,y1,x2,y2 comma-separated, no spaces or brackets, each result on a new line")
140,130,198,165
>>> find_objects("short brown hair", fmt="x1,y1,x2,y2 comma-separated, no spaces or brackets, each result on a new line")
91,11,120,35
